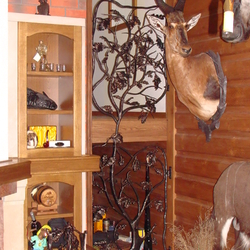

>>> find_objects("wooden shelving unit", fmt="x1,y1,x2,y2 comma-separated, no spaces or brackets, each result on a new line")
18,22,100,249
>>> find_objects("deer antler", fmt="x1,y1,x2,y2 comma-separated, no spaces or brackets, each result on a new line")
174,0,186,11
154,0,174,14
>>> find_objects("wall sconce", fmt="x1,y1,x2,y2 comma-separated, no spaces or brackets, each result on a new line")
223,0,234,36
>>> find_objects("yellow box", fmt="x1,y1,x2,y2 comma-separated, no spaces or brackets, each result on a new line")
29,126,57,147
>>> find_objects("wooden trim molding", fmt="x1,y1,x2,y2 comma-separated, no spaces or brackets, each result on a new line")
28,155,100,175
86,0,94,245
0,158,31,186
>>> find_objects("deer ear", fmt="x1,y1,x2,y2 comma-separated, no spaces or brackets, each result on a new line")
147,15,166,33
186,13,201,31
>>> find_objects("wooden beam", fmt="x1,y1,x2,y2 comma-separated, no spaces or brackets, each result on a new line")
0,158,31,185
92,114,167,143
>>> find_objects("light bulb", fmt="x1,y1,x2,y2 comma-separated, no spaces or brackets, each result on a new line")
222,0,234,35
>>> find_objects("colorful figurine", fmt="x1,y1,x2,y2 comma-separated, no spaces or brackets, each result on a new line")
29,225,52,250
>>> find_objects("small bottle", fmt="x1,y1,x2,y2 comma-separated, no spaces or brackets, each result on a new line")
30,211,41,236
222,0,234,39
103,218,110,232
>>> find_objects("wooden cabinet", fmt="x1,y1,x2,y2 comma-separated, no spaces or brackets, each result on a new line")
18,22,100,248
18,22,82,158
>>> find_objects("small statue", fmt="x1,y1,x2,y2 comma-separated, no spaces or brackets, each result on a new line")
28,225,52,250
36,0,50,15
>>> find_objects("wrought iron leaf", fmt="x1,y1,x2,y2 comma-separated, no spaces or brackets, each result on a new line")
98,190,104,194
145,96,156,113
102,105,113,114
156,37,165,51
153,75,161,90
92,181,99,188
124,97,140,107
152,236,157,245
141,181,152,191
93,42,105,52
154,200,164,212
96,18,110,31
110,10,124,23
111,133,123,144
113,95,122,100
118,155,125,166
100,154,108,166
117,224,126,231
154,167,163,176
138,111,149,124
118,196,135,208
132,157,140,171
146,71,154,78
111,71,129,94
121,41,133,53
128,15,141,28
146,152,156,167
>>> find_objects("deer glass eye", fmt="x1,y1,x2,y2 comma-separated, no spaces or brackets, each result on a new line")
169,24,174,29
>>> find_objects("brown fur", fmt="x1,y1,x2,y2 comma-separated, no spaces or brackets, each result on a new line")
213,161,250,250
148,8,221,121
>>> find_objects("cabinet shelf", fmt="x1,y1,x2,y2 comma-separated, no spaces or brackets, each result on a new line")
27,71,73,77
28,207,74,220
27,109,73,115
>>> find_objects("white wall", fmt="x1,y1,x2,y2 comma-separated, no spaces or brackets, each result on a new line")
0,0,8,161
92,0,166,113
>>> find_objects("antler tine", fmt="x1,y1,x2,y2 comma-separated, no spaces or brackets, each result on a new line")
174,0,186,11
154,0,174,14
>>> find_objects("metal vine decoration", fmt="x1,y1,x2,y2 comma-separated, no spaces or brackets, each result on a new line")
93,145,169,250
92,1,169,249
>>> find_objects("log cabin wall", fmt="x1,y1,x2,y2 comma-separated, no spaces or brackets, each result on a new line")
170,0,250,247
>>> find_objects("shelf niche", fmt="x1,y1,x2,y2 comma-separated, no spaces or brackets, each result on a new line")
18,22,82,158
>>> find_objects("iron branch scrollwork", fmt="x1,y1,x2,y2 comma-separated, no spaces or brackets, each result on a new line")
92,0,168,131
92,1,169,250
93,145,168,250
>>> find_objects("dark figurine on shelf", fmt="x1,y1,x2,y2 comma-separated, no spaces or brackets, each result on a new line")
36,0,50,15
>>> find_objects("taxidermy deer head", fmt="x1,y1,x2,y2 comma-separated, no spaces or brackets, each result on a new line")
147,0,227,142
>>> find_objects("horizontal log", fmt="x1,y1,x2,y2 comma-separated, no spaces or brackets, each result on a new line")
175,109,250,133
184,0,223,20
175,154,232,179
175,197,212,222
176,130,250,159
92,114,167,143
175,177,214,202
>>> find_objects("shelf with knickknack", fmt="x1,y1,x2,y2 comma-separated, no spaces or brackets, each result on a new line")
25,174,81,250
18,22,82,158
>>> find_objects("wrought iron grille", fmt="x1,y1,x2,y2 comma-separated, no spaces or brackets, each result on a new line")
92,1,169,249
